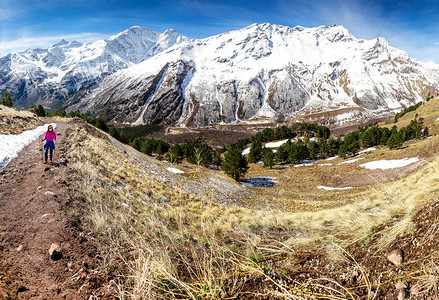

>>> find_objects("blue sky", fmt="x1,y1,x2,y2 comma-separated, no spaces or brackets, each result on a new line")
1,0,439,62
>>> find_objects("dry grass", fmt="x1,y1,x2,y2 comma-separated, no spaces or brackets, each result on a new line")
0,105,42,134
64,119,439,298
381,96,439,135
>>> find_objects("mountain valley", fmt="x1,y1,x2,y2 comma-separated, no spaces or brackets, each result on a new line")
1,95,439,298
2,21,439,299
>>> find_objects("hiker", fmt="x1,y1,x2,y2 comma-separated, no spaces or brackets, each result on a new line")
42,124,57,164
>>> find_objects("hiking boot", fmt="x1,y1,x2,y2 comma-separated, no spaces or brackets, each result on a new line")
44,161,47,164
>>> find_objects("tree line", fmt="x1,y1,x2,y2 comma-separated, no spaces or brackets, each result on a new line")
101,117,428,182
20,103,432,183
242,116,429,174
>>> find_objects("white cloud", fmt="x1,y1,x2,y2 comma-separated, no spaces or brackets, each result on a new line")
0,32,108,56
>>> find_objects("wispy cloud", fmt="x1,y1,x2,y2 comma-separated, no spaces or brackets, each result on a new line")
0,33,108,56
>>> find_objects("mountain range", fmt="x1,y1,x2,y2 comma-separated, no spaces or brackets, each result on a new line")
2,23,439,127
0,26,186,107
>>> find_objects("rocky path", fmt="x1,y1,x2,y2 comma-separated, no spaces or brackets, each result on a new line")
0,120,112,299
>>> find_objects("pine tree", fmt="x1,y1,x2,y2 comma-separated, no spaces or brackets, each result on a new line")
338,142,349,159
423,126,429,137
308,141,319,160
263,148,275,169
194,144,213,167
212,149,223,168
275,143,288,164
0,91,13,107
221,145,249,181
387,132,404,149
37,105,46,117
248,139,263,163
166,144,183,164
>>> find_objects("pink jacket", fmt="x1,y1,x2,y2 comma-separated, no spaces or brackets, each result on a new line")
45,131,57,142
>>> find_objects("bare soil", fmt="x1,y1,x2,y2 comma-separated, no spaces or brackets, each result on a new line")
0,119,113,299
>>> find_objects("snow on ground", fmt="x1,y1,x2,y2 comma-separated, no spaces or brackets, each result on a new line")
241,177,277,187
0,124,56,169
167,167,185,174
264,139,290,148
359,157,419,170
337,157,365,165
318,163,333,166
317,186,353,190
273,166,289,170
325,148,374,164
242,147,250,155
317,185,352,191
436,117,439,122
358,147,376,155
326,155,338,161
294,160,317,167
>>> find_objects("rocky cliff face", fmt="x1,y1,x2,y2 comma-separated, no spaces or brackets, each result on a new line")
66,23,439,127
0,27,187,107
3,23,439,127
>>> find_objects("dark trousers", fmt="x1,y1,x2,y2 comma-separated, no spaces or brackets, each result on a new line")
44,141,55,162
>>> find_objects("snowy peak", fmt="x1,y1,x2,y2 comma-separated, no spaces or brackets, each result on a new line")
52,39,70,47
0,26,187,106
66,23,439,128
2,23,439,129
108,26,159,42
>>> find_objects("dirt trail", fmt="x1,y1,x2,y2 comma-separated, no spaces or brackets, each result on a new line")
0,119,112,299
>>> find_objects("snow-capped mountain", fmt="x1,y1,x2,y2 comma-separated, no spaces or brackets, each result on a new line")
65,23,439,127
0,26,187,107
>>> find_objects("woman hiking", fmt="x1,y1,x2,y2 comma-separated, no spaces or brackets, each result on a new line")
42,124,57,164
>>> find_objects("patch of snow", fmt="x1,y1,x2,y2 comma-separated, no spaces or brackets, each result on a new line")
167,167,184,174
337,157,364,165
326,156,338,161
293,160,317,167
242,147,250,155
317,185,353,190
241,177,277,187
358,147,376,155
436,117,439,122
318,163,333,166
264,139,290,148
0,123,56,169
359,157,419,170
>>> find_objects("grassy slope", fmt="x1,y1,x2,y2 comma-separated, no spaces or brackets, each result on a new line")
0,105,43,134
66,97,439,298
381,97,439,135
